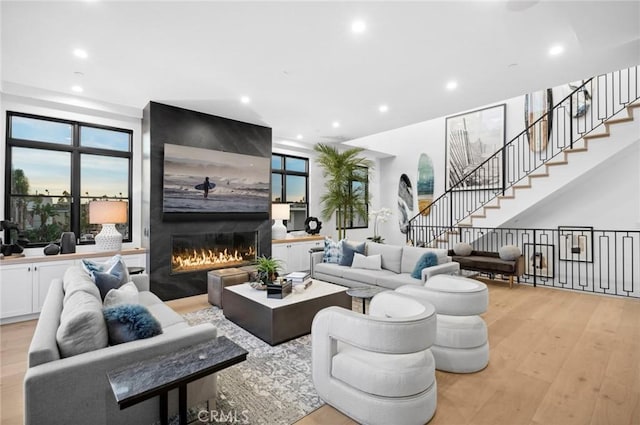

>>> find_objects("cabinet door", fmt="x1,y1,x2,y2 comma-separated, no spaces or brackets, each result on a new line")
33,261,75,312
0,264,33,319
272,244,289,274
121,253,146,268
290,241,321,272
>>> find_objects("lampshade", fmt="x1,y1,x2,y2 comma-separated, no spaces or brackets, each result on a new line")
89,201,128,224
272,203,291,220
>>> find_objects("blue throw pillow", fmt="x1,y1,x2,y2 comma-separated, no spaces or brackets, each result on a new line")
323,238,343,264
411,252,439,279
103,304,162,345
339,241,365,266
94,272,127,300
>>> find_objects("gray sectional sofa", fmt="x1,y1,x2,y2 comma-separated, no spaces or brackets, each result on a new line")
311,241,460,289
24,266,217,425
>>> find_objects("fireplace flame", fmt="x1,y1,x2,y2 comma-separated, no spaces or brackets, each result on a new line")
171,246,256,273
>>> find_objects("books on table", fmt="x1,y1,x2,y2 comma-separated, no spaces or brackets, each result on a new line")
285,272,312,288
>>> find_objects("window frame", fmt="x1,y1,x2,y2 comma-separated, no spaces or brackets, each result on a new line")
271,153,309,231
340,165,369,230
4,111,133,248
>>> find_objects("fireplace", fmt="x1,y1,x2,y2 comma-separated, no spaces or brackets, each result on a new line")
171,232,257,274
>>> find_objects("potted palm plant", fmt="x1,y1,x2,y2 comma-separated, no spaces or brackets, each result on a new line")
314,144,373,240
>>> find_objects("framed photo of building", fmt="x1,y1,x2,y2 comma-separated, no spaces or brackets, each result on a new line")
445,104,506,191
558,226,593,263
523,243,554,279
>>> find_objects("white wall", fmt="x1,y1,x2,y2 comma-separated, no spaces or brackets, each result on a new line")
345,83,640,245
504,141,640,230
0,91,144,255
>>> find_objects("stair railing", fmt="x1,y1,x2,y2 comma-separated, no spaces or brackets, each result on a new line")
407,65,639,246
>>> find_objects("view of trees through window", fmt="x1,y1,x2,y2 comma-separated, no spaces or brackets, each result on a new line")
5,113,132,247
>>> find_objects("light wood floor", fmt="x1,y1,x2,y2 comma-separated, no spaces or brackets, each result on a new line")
2,281,639,425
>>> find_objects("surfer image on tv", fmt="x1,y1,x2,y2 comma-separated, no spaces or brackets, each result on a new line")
195,177,216,198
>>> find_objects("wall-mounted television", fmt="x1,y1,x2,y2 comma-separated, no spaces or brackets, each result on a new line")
163,143,270,214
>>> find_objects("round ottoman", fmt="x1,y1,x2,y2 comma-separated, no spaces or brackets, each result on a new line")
431,315,489,373
395,275,490,373
420,274,488,316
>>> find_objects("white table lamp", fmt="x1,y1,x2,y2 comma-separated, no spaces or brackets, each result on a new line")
89,201,128,251
271,203,290,240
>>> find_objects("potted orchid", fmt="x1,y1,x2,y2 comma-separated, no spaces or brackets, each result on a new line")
367,207,392,243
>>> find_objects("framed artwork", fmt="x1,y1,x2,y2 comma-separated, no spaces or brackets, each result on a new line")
162,143,270,214
524,243,554,279
445,104,506,191
558,226,594,263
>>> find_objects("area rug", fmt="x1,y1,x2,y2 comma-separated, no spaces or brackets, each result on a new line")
179,306,324,425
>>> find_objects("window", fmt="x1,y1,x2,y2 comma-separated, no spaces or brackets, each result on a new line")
5,112,132,247
340,166,369,229
271,154,308,231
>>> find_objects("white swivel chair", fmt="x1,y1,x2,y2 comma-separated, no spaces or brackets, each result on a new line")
312,291,438,425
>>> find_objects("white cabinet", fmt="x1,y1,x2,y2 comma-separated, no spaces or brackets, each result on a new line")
0,249,148,322
0,259,74,319
272,238,323,274
0,263,34,319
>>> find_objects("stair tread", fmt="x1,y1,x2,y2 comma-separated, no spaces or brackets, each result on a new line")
583,132,610,140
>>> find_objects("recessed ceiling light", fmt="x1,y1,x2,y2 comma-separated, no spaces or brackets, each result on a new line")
240,96,251,104
446,81,458,90
296,134,303,140
71,85,84,93
549,44,564,56
379,104,389,113
332,121,340,128
73,49,88,59
351,20,366,34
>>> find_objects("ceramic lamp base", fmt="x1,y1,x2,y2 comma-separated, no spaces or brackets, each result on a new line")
95,224,123,251
272,220,287,240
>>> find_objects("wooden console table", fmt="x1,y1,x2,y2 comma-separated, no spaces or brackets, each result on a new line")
107,336,247,425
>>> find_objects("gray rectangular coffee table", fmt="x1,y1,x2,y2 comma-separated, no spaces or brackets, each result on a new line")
107,336,247,425
223,280,350,345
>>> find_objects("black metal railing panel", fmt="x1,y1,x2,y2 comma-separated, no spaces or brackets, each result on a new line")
432,225,639,299
408,66,640,247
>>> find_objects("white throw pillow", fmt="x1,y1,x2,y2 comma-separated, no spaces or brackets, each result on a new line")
453,242,473,256
56,291,108,358
103,282,139,308
499,245,522,261
351,253,382,271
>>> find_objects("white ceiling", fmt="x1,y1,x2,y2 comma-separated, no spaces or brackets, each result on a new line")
2,1,639,147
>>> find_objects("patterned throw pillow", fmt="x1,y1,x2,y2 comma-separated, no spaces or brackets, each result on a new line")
82,255,130,300
323,238,343,264
411,252,439,279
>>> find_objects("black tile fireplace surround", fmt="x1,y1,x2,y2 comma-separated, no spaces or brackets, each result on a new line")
143,102,272,301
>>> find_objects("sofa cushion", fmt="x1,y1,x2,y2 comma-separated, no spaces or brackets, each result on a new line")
332,343,435,397
401,246,448,274
314,262,348,278
103,304,163,345
376,273,423,290
342,266,393,286
457,255,516,274
103,282,139,308
351,253,382,271
323,238,343,264
366,242,402,273
145,302,185,329
411,252,438,279
56,290,108,358
339,240,365,266
63,266,101,304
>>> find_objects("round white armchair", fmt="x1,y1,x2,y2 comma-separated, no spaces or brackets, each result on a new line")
311,291,438,425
